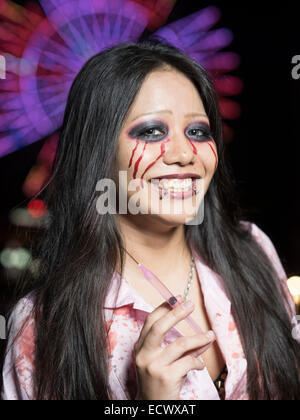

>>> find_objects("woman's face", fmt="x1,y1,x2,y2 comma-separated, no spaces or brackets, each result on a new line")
116,67,218,226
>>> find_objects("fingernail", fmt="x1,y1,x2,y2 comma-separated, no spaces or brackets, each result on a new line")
206,330,215,340
183,300,194,310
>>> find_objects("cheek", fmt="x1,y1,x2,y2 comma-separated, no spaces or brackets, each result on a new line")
187,138,198,155
117,138,134,170
191,139,218,172
206,140,218,170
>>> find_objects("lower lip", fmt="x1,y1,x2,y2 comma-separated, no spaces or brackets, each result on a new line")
168,189,194,199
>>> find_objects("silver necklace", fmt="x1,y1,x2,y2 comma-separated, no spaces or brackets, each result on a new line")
122,247,195,303
183,256,195,302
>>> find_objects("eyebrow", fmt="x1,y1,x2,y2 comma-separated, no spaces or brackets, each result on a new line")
129,110,209,123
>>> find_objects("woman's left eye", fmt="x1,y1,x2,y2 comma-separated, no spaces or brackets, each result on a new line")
186,126,211,141
189,128,204,136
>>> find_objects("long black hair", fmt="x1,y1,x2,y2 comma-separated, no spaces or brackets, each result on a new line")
6,40,300,399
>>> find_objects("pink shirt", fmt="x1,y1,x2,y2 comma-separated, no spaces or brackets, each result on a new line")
1,222,297,400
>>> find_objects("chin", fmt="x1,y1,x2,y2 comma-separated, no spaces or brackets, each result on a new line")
147,206,202,227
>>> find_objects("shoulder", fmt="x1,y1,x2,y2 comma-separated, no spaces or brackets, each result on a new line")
2,292,36,400
240,221,297,318
240,220,277,246
240,220,286,281
8,292,35,332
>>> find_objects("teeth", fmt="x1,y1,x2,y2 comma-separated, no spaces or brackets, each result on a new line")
150,177,200,195
158,178,193,189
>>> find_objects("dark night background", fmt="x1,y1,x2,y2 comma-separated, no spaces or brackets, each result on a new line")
0,0,299,361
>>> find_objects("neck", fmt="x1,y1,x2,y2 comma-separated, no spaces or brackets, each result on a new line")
116,214,191,274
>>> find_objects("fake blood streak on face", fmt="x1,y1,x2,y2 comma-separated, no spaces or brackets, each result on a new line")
133,142,147,179
128,140,146,188
133,143,147,188
187,139,198,155
186,134,217,169
206,140,218,170
128,140,139,168
128,138,170,188
140,138,170,179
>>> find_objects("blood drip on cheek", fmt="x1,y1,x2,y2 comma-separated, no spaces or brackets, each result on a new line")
187,138,218,170
128,139,146,188
133,142,147,179
207,140,218,170
128,140,139,168
140,138,170,179
128,138,171,188
188,139,198,155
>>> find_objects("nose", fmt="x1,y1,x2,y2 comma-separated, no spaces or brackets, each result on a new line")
162,131,195,166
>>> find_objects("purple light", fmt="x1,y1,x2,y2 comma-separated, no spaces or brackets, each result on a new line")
0,0,150,156
0,136,14,156
0,1,242,157
149,7,226,50
203,52,241,72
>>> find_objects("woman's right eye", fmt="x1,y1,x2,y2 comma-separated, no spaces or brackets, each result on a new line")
128,122,168,141
140,128,165,139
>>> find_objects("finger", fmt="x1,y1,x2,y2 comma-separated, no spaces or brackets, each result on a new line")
186,341,214,357
135,295,183,351
142,300,196,350
159,332,215,366
170,353,206,378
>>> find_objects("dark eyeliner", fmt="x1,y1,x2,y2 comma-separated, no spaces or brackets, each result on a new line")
127,120,169,142
185,121,211,141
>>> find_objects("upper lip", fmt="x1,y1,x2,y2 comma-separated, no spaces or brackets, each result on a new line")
150,173,201,180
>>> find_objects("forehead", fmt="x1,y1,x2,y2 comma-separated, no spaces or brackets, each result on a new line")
126,69,205,118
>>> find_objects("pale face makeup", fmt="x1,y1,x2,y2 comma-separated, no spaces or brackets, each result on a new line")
116,67,218,226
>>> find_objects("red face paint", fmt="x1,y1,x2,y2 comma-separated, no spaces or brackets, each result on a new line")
128,140,139,169
140,138,171,179
187,139,198,155
206,140,218,170
133,142,147,179
183,119,210,156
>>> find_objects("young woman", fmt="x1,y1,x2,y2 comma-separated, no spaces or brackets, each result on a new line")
2,40,300,400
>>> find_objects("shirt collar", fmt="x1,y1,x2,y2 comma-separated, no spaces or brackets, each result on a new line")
104,269,154,312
